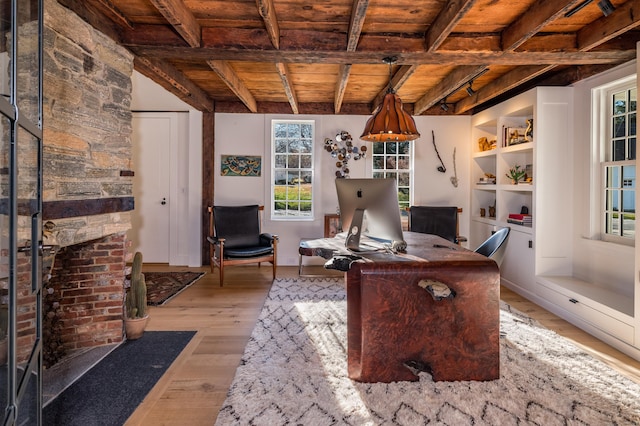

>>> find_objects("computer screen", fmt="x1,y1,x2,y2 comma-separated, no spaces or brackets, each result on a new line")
335,178,406,252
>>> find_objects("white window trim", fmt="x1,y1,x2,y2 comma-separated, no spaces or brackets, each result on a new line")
591,74,636,246
270,119,316,221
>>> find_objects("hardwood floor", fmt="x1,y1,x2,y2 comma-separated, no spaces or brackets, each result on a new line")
125,265,640,425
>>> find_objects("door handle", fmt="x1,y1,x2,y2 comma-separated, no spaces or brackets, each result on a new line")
161,198,167,205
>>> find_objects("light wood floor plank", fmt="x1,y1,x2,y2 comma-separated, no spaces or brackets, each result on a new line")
125,265,640,425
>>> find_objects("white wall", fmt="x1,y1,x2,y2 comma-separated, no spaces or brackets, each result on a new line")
215,113,471,265
131,71,203,266
571,60,636,292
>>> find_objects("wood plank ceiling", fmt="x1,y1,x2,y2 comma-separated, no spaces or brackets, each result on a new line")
58,0,639,116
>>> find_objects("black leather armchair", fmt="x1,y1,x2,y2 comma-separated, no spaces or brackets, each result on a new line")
408,206,467,245
207,205,278,286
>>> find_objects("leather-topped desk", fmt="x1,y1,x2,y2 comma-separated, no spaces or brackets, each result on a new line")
306,232,500,383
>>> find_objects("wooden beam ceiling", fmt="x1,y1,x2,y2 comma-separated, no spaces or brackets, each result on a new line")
60,0,640,116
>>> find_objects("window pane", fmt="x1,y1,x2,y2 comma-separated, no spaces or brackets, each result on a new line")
287,155,299,168
385,156,397,169
372,143,384,155
301,124,312,138
300,154,312,169
629,112,636,137
607,166,620,187
398,142,410,154
385,142,397,155
613,116,626,138
630,88,637,112
287,123,300,137
606,212,620,234
612,139,626,161
398,172,410,186
274,154,286,168
608,189,620,211
398,155,410,169
299,140,312,153
373,156,384,169
629,137,636,160
275,123,287,138
275,139,287,153
613,91,626,114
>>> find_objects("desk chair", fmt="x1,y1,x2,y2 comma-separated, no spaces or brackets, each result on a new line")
408,206,467,244
207,205,278,286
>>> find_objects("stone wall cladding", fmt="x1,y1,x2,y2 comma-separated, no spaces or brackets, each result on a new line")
43,0,134,246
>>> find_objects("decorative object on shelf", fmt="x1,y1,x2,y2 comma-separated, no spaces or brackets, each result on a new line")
450,147,459,187
480,208,486,217
431,130,446,173
477,136,496,151
488,201,496,218
478,173,496,184
503,126,529,146
525,119,533,140
360,57,420,142
524,163,533,183
324,131,367,178
506,164,526,184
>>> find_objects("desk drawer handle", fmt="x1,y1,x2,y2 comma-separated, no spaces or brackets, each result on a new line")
418,280,456,301
569,298,579,304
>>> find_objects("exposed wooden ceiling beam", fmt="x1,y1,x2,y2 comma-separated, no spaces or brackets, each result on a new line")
414,65,487,115
334,0,370,113
95,0,135,30
501,0,581,51
275,62,299,114
455,65,555,114
347,0,370,51
453,0,639,114
148,0,201,48
335,64,352,114
126,46,634,65
256,0,280,49
134,56,214,112
577,1,640,51
206,60,258,113
425,0,479,51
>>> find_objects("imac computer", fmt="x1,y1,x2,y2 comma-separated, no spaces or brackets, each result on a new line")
335,178,406,252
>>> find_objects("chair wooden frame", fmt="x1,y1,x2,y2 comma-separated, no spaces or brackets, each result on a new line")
207,205,278,286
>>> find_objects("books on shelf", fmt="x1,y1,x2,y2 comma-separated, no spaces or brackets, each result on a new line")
507,213,532,227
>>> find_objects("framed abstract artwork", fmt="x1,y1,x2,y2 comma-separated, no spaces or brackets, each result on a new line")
221,155,261,177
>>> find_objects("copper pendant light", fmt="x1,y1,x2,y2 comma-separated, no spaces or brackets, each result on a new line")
360,57,420,142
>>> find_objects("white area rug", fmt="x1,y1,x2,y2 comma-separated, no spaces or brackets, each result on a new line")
215,277,640,425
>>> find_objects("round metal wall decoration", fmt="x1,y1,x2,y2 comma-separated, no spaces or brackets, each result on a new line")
325,131,367,178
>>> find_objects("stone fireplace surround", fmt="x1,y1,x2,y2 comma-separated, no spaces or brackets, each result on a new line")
16,0,138,369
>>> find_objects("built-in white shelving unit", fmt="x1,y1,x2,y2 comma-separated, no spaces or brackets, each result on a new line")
470,86,639,360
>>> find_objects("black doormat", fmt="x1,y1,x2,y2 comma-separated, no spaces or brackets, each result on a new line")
43,331,196,426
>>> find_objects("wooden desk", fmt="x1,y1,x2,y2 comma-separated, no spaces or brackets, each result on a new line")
345,232,500,383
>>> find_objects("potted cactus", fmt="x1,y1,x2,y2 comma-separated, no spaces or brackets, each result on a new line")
124,251,148,340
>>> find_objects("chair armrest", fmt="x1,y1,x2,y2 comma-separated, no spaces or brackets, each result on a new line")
260,233,279,245
207,236,226,246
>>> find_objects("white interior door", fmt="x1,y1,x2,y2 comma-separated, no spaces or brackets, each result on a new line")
130,113,177,262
